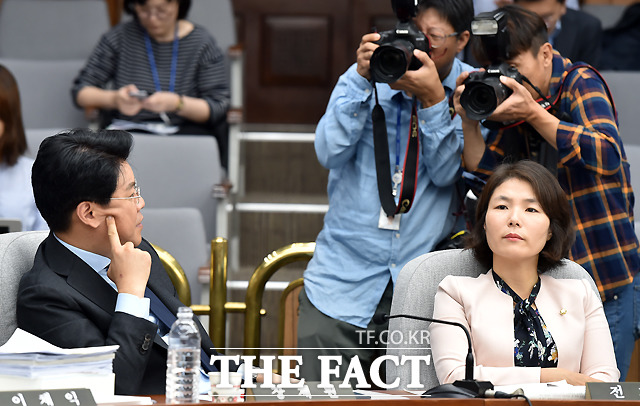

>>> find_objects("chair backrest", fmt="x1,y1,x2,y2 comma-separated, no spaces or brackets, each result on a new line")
0,231,48,346
277,278,304,374
128,133,222,242
24,129,66,159
279,278,304,354
0,0,109,60
601,71,640,145
582,4,627,30
188,0,237,55
143,208,208,302
0,58,88,129
0,219,22,233
385,248,599,391
624,144,640,197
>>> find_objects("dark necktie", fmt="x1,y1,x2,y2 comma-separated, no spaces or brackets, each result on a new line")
145,287,217,372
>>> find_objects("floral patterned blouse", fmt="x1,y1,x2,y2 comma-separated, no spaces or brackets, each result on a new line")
492,271,559,368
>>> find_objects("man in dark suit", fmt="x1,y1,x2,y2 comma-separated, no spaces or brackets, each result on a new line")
16,129,230,395
514,0,602,67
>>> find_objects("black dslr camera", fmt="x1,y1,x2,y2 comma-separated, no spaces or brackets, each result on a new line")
460,10,523,121
460,64,523,121
370,0,430,84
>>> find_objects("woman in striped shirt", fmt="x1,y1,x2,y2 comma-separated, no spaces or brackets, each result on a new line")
72,0,229,167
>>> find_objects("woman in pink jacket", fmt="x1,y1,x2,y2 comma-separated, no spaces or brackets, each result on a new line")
430,160,619,385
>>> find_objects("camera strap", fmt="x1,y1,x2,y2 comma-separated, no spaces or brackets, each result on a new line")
372,85,420,217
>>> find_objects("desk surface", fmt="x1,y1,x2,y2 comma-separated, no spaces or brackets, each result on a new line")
96,395,640,406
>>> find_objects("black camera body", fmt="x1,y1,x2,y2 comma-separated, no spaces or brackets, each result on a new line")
459,10,524,121
460,63,522,121
370,0,430,84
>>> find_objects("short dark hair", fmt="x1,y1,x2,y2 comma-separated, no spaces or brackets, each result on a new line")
471,5,548,66
0,65,27,166
32,129,134,232
418,0,475,34
124,0,191,20
466,160,575,273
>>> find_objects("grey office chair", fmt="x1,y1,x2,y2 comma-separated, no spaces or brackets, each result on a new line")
601,71,640,141
385,248,600,391
142,207,208,302
0,58,88,129
188,0,237,56
0,231,48,346
128,133,222,243
0,0,109,60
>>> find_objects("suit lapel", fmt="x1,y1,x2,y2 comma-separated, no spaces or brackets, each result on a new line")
44,235,218,367
44,234,117,315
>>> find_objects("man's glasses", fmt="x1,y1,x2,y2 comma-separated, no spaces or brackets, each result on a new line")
110,184,143,206
426,28,458,49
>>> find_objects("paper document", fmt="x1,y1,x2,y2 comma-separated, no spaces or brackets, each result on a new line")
353,389,410,399
108,119,179,135
495,380,585,399
0,329,118,378
95,395,154,405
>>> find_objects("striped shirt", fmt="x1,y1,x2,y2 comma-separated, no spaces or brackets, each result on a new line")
72,20,229,129
471,52,640,300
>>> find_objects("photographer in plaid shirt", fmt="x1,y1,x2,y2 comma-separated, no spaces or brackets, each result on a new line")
454,5,639,380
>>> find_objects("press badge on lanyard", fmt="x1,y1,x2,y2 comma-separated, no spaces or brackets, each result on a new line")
378,209,401,230
378,97,406,231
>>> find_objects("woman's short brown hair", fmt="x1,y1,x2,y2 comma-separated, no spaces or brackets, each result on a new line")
0,65,27,166
466,160,575,272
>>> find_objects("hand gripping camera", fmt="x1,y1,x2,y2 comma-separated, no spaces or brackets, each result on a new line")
369,0,430,84
460,11,523,121
460,63,523,121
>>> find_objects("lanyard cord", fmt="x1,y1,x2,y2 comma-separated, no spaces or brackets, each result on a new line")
144,26,179,93
395,98,403,170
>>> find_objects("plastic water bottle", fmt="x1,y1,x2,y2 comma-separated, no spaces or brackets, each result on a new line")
166,307,201,403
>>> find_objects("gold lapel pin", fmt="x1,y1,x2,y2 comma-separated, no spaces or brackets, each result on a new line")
560,308,567,316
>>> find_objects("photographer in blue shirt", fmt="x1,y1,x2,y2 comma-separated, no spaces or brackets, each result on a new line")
298,0,483,384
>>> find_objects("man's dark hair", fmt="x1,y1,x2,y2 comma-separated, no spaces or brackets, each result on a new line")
472,5,548,66
418,0,475,34
32,128,134,232
124,0,192,20
466,160,575,273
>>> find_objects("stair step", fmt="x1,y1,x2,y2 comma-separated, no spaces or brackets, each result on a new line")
238,211,323,267
244,141,328,196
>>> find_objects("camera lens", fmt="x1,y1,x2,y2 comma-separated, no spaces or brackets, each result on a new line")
377,49,406,75
460,74,514,121
462,83,498,121
370,41,413,83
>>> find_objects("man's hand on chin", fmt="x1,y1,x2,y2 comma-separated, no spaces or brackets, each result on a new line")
106,216,151,298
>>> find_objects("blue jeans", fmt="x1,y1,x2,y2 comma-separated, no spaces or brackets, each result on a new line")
603,275,640,381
